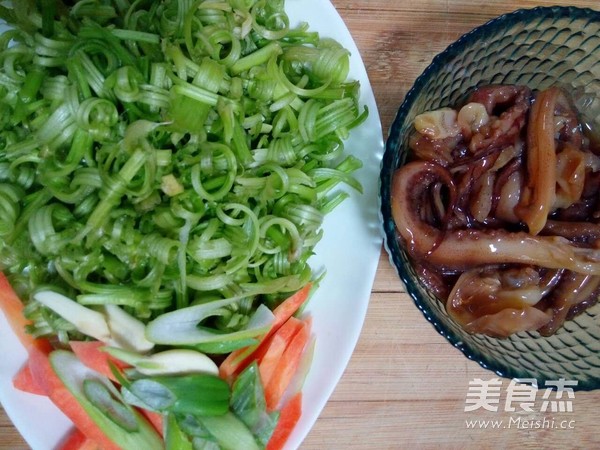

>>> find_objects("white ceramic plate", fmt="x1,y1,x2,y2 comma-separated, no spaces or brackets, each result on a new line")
0,1,384,448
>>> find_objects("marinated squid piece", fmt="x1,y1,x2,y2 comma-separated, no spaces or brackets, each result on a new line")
450,149,501,228
517,86,590,235
408,102,490,166
408,101,491,166
412,260,454,301
390,160,600,275
466,85,532,155
414,108,461,139
447,87,531,226
447,264,600,338
409,113,464,168
408,132,462,167
390,160,456,257
494,162,522,223
516,87,560,235
409,86,532,226
554,168,600,222
391,83,600,338
469,170,495,223
542,219,600,244
409,85,595,225
554,143,587,209
452,139,524,227
536,272,600,337
468,84,530,116
446,266,555,338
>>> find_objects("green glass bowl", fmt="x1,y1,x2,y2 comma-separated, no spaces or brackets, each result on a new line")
380,6,600,390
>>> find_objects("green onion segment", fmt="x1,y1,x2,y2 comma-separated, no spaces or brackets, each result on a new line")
0,0,367,341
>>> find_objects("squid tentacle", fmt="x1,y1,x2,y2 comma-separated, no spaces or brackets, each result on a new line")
391,161,600,275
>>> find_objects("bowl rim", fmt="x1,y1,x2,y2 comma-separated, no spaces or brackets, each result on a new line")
380,5,600,391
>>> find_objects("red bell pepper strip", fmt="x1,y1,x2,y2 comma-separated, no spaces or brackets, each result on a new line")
26,338,55,395
219,283,312,382
140,409,164,437
258,317,303,387
58,427,100,450
12,361,46,395
264,319,311,411
69,341,129,382
271,284,312,330
0,272,36,350
266,392,303,450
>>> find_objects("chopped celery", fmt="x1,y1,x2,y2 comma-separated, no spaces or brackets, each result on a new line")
1,0,367,332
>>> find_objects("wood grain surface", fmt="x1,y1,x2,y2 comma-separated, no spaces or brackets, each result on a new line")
2,1,600,449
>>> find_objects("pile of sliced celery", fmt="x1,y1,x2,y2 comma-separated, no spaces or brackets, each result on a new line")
0,0,367,342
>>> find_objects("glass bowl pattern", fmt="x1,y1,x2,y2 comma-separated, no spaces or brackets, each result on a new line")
380,6,600,390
